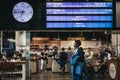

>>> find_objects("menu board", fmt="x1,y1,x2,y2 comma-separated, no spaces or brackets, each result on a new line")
46,2,113,29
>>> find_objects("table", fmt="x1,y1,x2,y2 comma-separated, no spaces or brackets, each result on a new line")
0,61,26,80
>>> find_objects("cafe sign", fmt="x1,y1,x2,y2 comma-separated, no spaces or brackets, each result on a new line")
109,63,116,79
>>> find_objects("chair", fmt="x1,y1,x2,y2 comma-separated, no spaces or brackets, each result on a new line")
96,64,108,79
87,65,95,80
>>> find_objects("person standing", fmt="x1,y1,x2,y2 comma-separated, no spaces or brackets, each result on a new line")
59,47,67,75
99,47,105,63
53,47,58,59
66,47,73,74
70,40,88,80
40,50,45,71
43,53,48,72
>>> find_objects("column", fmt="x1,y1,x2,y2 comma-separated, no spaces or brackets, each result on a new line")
15,31,31,80
111,31,120,57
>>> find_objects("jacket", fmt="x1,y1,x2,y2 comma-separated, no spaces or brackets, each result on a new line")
70,47,85,75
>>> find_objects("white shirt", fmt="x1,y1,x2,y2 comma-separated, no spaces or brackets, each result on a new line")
75,49,78,54
108,53,111,60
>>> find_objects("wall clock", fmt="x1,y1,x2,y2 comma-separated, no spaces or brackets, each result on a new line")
12,1,33,23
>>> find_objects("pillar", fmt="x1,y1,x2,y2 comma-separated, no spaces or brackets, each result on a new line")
15,31,31,80
111,31,120,57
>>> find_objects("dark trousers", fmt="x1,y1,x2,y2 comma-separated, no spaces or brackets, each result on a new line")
72,63,89,80
60,61,65,72
72,73,82,80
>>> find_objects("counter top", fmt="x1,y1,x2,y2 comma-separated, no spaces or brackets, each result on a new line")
0,61,26,64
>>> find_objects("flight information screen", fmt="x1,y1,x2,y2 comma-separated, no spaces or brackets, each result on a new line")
46,2,113,29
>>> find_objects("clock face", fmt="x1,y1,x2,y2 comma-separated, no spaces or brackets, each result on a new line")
12,2,33,23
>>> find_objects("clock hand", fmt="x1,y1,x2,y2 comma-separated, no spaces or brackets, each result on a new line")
20,11,25,17
13,10,23,14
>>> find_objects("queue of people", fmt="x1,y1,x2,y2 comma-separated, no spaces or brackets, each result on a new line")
36,47,73,74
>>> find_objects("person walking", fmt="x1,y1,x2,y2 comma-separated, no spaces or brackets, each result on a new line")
70,40,88,80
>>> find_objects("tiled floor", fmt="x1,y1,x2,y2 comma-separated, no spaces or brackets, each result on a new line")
1,70,108,80
31,71,72,80
1,71,72,80
31,71,107,80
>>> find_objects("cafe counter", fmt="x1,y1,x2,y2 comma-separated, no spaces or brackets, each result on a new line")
52,59,68,72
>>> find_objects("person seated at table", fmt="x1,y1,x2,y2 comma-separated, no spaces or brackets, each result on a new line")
6,50,14,59
85,47,93,60
85,47,94,66
101,49,111,65
104,49,112,60
0,52,7,61
13,51,19,58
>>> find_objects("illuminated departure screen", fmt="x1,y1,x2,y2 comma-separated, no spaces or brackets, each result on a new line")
46,2,113,29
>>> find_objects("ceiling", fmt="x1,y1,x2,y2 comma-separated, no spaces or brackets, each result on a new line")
30,31,111,42
2,31,111,44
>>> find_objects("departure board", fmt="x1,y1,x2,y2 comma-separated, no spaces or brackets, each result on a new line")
46,2,113,29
